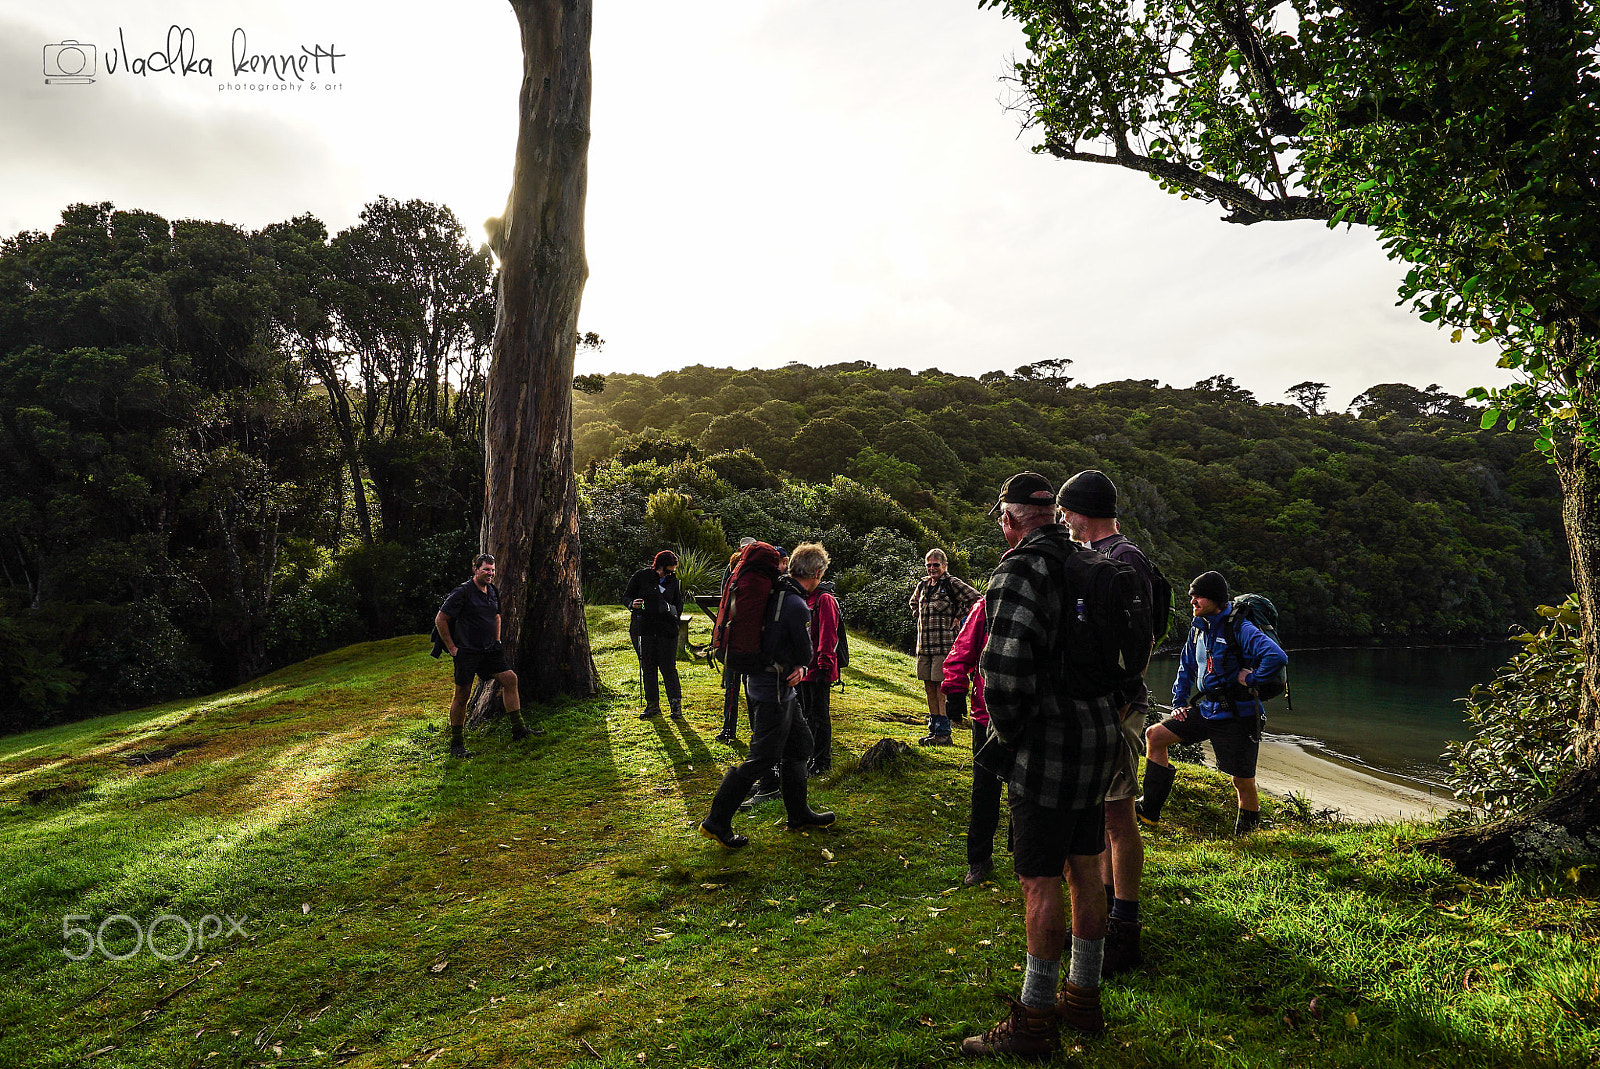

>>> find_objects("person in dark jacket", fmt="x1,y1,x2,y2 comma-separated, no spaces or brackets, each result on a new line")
1138,570,1287,836
790,543,841,774
700,572,835,848
622,550,685,720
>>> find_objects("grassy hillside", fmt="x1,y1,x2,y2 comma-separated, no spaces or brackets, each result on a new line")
1,609,1595,1068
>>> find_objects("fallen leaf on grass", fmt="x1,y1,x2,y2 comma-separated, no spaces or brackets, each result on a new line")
700,883,721,890
821,849,834,861
430,961,448,973
1345,1012,1359,1028
301,903,311,914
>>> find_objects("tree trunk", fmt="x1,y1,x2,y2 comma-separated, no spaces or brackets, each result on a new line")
1417,428,1600,876
477,0,597,703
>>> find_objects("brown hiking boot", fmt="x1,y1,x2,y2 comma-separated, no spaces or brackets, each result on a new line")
1055,979,1105,1034
1102,917,1143,977
959,997,1058,1059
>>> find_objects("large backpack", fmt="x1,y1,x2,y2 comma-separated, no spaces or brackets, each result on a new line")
1095,535,1177,646
1216,593,1291,707
712,541,783,672
1012,535,1153,700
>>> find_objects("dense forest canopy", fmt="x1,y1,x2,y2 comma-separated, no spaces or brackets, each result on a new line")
0,203,1567,735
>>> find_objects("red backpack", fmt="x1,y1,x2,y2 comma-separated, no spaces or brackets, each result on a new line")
712,541,782,672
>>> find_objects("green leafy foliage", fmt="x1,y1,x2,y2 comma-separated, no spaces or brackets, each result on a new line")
1446,596,1586,819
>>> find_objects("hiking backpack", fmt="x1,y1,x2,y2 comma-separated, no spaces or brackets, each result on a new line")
1217,593,1291,707
1096,535,1178,646
816,579,850,672
712,541,783,672
1012,536,1154,700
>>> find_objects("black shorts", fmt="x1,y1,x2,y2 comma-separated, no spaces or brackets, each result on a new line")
1161,711,1260,778
453,648,511,687
1009,795,1106,877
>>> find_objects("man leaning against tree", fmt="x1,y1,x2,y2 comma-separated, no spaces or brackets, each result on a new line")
434,553,528,759
961,472,1124,1059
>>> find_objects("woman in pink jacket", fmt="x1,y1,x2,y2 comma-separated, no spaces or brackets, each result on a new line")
942,598,1002,886
791,543,841,774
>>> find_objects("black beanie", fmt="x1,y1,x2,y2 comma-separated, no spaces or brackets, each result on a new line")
1189,570,1229,605
1057,469,1118,518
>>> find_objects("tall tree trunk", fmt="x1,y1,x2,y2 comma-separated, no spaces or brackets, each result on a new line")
1417,427,1600,876
477,0,597,703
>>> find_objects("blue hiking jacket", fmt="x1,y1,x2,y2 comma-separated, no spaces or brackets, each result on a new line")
1171,603,1287,719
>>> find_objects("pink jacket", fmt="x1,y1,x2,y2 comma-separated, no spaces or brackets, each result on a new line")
802,588,841,683
940,599,988,724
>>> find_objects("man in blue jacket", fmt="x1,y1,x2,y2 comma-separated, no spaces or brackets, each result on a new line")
1138,570,1287,835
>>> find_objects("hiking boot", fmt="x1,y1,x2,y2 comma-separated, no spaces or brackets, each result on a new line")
1234,808,1262,836
1137,760,1175,824
668,701,685,721
1054,980,1105,1034
1134,798,1159,827
785,809,836,831
738,785,781,811
699,820,749,850
448,740,472,760
963,858,994,887
638,705,661,720
713,731,737,745
1102,917,1143,977
510,724,530,742
919,733,953,747
959,997,1058,1059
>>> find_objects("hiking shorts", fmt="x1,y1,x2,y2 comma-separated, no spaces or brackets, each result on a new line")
453,647,511,687
1160,711,1260,779
1104,701,1148,803
915,653,947,683
1009,795,1106,877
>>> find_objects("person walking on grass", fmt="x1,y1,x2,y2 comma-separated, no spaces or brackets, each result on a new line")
910,547,980,746
715,539,755,744
700,563,834,849
961,472,1125,1060
623,550,685,721
1057,469,1157,976
941,597,1002,887
434,553,528,759
1137,570,1287,837
790,543,841,774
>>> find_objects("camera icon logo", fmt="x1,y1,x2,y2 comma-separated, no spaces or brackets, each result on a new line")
43,40,96,84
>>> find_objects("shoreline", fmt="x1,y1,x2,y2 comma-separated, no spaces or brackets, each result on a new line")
1196,735,1467,823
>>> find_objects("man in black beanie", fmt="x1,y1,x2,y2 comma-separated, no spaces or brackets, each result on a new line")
1056,469,1156,977
1139,570,1287,835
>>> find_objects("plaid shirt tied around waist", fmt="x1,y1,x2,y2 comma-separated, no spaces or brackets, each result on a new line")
909,574,981,656
976,524,1125,810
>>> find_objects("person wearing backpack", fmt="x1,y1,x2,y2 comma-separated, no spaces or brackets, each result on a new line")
791,543,841,775
700,548,835,849
941,597,1002,887
1138,571,1287,836
909,548,981,746
622,550,685,721
960,472,1130,1059
1056,469,1161,977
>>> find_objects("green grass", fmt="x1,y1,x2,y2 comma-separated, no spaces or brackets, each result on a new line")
1,607,1596,1068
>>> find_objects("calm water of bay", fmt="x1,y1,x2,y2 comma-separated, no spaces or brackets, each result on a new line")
1145,645,1514,785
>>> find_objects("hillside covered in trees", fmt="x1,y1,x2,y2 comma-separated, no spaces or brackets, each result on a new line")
0,202,1566,735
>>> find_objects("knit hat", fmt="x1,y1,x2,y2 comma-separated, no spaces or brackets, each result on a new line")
1189,570,1229,605
1057,469,1118,518
653,549,679,569
987,471,1057,516
773,546,788,559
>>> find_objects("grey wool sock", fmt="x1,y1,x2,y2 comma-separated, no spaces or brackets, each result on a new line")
1068,935,1104,989
1020,953,1061,1009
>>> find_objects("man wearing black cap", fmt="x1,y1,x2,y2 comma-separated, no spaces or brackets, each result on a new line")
1057,469,1156,977
1139,571,1287,835
960,473,1125,1059
622,550,685,720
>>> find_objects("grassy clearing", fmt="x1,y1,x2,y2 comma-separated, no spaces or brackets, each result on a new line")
0,608,1596,1068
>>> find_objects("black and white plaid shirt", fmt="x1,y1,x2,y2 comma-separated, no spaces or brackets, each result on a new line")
976,524,1124,810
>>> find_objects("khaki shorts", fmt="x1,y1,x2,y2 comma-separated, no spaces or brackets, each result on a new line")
915,653,947,683
1103,701,1148,802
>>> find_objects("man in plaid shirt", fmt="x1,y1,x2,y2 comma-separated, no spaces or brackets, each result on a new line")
909,548,981,745
961,472,1125,1060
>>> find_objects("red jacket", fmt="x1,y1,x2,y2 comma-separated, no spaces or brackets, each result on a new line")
940,599,988,724
802,588,841,683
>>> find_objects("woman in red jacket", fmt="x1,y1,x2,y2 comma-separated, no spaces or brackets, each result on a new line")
790,542,840,774
943,598,1002,886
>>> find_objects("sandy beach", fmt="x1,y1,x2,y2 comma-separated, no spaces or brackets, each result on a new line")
1197,736,1466,823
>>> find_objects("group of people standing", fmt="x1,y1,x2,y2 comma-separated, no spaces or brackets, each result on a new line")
431,465,1286,1061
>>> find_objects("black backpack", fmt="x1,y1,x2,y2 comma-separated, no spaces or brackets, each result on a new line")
1012,535,1153,700
1095,535,1177,645
1218,593,1290,706
816,580,850,673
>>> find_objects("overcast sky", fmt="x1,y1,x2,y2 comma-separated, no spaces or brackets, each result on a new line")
2,0,1510,410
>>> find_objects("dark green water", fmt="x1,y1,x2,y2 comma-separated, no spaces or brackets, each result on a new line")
1146,645,1514,786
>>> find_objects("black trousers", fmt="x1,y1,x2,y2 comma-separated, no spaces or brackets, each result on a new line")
720,663,747,737
797,678,833,768
708,695,814,825
968,720,1005,864
632,630,680,709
